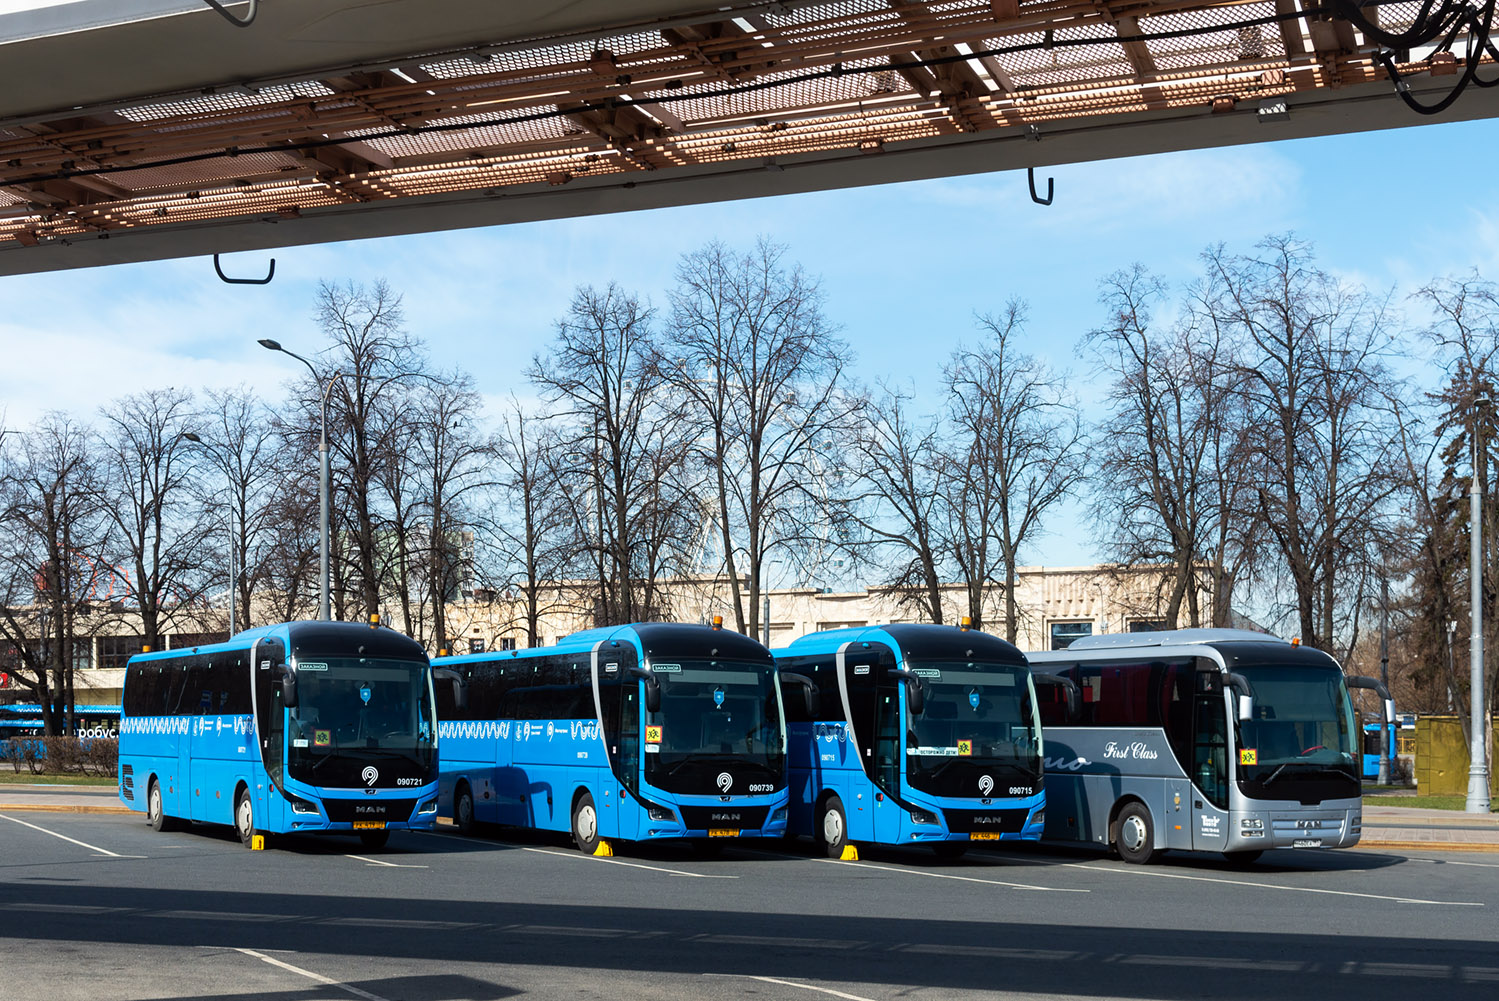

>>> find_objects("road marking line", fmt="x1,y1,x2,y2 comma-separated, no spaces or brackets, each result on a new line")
520,846,737,878
1411,857,1499,869
822,857,1087,892
1062,861,1482,905
704,974,880,1000
0,813,125,857
345,854,427,869
234,948,390,1001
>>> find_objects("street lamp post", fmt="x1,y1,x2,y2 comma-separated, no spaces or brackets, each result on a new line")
1469,395,1492,814
259,339,335,621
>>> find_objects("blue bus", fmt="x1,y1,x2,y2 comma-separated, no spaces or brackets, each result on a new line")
435,621,790,853
1362,717,1415,781
772,624,1048,859
119,620,440,850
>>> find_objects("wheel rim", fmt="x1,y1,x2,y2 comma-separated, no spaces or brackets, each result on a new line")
237,796,252,840
822,807,843,846
148,785,161,823
458,793,472,828
1120,814,1147,852
576,803,597,843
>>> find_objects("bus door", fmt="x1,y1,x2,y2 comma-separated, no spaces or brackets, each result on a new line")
837,643,901,843
182,657,211,822
1190,669,1231,850
593,644,640,839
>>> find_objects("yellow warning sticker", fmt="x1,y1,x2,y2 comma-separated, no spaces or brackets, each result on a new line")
1239,748,1257,765
957,739,972,756
645,725,663,744
315,729,331,747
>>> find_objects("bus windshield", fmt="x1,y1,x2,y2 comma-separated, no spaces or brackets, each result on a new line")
286,657,436,787
643,660,785,795
904,661,1041,797
1234,664,1358,801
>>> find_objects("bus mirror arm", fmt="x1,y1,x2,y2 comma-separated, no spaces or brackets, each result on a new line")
1348,676,1395,724
434,668,467,711
1227,672,1253,721
630,666,661,714
278,665,298,709
891,668,925,716
780,672,819,717
1032,673,1079,722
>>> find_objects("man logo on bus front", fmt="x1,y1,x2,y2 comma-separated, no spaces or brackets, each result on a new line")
978,774,994,797
362,766,379,787
717,772,733,793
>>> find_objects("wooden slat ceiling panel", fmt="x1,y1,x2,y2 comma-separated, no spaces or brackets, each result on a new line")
0,0,1484,247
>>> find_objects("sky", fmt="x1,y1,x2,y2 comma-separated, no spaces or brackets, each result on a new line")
2,113,1496,572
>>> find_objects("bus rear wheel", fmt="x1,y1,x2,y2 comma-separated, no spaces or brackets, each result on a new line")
455,785,475,836
147,779,179,833
816,794,849,859
571,792,600,854
1113,802,1156,864
235,789,260,850
358,830,390,851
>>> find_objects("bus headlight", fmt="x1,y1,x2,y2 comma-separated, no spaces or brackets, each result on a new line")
910,809,937,826
1240,818,1263,830
1029,809,1045,827
418,799,438,815
290,798,319,815
647,805,676,823
769,807,787,826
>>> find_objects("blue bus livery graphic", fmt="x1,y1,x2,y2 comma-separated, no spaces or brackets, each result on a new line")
434,621,790,852
773,623,1047,858
118,620,440,850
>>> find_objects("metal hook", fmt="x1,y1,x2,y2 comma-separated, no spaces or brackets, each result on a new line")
1027,166,1053,206
203,0,258,28
214,253,275,285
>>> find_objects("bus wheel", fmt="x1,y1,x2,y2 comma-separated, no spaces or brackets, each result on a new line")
1224,850,1263,866
147,779,178,833
358,830,390,851
235,789,259,850
816,795,849,859
933,841,968,860
455,785,475,836
571,792,600,854
1114,802,1156,864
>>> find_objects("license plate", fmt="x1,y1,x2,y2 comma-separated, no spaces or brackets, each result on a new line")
970,832,1004,841
1292,838,1323,848
708,828,739,838
352,821,386,830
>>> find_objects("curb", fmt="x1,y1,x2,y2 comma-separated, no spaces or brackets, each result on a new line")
0,803,133,815
1354,840,1499,855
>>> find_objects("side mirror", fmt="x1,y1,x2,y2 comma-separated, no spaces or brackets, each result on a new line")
434,668,468,712
891,667,924,717
630,665,661,714
1032,672,1080,722
1227,672,1254,721
278,664,298,709
780,672,819,717
1347,676,1395,724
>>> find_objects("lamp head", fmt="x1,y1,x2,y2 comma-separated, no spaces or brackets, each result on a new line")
181,431,202,443
258,338,282,351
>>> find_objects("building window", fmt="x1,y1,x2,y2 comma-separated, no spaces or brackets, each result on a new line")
1128,620,1166,633
468,638,485,654
499,637,517,651
1050,621,1093,650
100,636,146,671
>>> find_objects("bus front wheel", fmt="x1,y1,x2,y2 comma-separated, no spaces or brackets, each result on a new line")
147,779,179,833
816,795,849,859
1113,802,1156,864
455,785,475,836
235,789,260,850
571,792,600,854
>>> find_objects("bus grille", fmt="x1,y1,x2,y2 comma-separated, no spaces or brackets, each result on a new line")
678,805,770,830
321,798,417,824
942,808,1029,834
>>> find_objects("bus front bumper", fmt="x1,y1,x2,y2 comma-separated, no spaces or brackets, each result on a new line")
1227,806,1361,851
285,788,441,833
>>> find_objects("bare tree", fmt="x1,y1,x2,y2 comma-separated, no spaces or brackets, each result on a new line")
97,388,212,650
667,239,856,637
0,415,111,733
943,302,1086,641
1203,236,1405,655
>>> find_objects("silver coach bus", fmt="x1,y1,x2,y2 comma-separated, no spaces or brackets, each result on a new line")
1028,629,1393,864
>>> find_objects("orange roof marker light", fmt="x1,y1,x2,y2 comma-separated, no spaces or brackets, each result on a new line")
1290,637,1301,646
960,616,971,632
368,613,380,629
711,615,723,631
